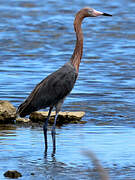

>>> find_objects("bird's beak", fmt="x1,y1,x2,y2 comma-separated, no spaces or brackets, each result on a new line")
102,12,112,16
93,9,112,17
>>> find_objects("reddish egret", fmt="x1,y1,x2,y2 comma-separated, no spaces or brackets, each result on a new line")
17,7,112,154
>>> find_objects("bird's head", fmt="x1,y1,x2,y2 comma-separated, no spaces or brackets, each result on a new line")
81,7,112,17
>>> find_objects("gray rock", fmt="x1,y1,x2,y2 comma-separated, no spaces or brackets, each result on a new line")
4,170,22,178
0,100,16,123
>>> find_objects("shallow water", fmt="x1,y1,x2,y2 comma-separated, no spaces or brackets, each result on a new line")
0,0,135,179
1,124,135,179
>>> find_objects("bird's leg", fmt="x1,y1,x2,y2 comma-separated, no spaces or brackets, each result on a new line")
51,100,64,155
43,107,53,153
51,112,58,155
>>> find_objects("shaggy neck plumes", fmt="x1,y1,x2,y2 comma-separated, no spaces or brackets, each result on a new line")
70,11,84,73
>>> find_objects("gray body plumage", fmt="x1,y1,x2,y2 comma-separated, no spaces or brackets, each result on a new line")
18,62,78,117
17,7,111,153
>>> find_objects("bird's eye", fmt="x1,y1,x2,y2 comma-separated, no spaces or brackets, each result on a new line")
88,9,93,14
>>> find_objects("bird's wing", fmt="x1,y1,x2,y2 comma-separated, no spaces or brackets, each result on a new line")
18,63,77,117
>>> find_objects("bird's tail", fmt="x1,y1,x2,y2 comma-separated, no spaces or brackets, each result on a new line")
17,101,34,117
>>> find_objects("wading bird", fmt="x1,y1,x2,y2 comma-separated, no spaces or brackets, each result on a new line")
17,7,112,154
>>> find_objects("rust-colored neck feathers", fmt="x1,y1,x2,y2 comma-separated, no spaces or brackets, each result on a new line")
70,10,85,73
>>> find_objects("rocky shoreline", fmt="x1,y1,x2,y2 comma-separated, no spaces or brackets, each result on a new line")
0,100,86,125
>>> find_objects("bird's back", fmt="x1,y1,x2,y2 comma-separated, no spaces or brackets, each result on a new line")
17,62,78,117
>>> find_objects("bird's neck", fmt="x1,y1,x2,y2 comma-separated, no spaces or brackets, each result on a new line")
70,13,84,73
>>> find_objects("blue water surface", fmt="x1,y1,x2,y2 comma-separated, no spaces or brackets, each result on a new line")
0,0,135,179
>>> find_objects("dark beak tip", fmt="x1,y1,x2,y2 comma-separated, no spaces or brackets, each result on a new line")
103,13,112,16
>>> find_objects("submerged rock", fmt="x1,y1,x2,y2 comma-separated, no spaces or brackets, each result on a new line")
0,100,16,123
30,111,86,125
4,170,22,178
